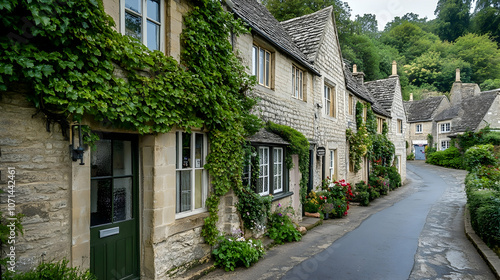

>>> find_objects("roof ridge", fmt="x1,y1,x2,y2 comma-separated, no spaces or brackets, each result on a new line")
280,6,333,24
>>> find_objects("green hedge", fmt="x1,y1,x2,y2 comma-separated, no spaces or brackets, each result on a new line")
426,147,464,169
465,145,500,250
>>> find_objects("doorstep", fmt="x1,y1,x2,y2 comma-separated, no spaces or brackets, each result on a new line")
299,216,323,232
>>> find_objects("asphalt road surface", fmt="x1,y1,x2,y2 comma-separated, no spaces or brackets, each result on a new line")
201,161,495,280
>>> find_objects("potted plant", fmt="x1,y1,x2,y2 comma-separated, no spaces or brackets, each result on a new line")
321,203,334,220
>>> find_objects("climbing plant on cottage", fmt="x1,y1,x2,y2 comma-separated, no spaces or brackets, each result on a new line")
0,0,260,245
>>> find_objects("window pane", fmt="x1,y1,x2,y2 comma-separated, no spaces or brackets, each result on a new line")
292,68,296,97
299,71,303,99
176,170,191,213
91,139,112,177
176,132,180,169
182,132,191,169
113,140,132,176
147,0,160,22
265,51,270,87
195,170,203,209
113,177,133,222
259,49,264,84
147,20,159,51
273,148,283,192
252,46,258,76
91,180,112,226
195,134,204,168
125,0,141,13
125,12,142,41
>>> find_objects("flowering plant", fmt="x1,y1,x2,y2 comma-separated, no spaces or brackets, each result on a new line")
267,204,301,244
212,229,265,271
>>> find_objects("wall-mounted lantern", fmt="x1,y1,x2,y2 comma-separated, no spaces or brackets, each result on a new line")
70,124,85,165
316,147,326,157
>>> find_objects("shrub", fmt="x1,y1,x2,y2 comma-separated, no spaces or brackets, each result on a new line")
212,230,265,271
387,166,402,190
354,182,370,206
463,144,498,171
467,189,500,247
407,153,415,160
4,259,96,280
426,147,464,169
235,187,272,232
267,204,301,245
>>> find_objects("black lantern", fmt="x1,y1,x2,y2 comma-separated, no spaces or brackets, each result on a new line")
70,124,85,165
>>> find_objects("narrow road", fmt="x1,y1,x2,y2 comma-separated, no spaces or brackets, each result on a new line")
200,161,495,280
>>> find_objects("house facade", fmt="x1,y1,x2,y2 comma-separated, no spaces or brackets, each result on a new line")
364,62,407,182
404,95,450,159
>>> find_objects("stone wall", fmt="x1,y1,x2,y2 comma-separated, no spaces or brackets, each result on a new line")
0,91,72,271
386,77,407,182
478,94,500,131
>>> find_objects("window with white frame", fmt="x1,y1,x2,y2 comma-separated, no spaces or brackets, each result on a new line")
329,149,337,180
324,84,336,117
273,148,283,193
441,140,450,150
292,65,304,100
245,145,286,196
252,45,271,88
440,122,451,133
416,123,423,133
377,117,384,134
176,132,207,216
122,0,163,51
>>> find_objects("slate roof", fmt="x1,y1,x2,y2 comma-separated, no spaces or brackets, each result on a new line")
246,128,290,145
343,64,391,117
434,91,498,133
230,0,320,75
404,96,447,123
364,77,399,117
280,7,332,63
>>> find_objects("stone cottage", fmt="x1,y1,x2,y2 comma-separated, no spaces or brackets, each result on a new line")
434,70,500,151
343,63,392,183
364,62,407,182
404,95,450,159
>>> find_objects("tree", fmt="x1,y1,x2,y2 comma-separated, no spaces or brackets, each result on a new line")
341,34,381,80
434,0,472,41
381,22,440,61
447,33,500,84
471,1,500,45
383,12,428,31
354,13,378,36
480,79,500,90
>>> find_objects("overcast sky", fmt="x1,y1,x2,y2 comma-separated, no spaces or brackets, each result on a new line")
346,0,439,30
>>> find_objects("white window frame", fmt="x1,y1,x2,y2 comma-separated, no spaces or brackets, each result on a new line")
292,65,304,100
441,140,450,151
273,148,283,193
397,119,403,134
329,150,336,180
416,123,423,134
440,122,451,133
252,45,271,88
120,0,164,51
258,147,270,196
175,131,208,218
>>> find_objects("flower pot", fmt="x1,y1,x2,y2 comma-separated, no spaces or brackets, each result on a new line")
324,213,329,220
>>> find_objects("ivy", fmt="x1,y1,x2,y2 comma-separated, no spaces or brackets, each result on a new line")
347,102,371,173
266,122,310,204
1,0,259,246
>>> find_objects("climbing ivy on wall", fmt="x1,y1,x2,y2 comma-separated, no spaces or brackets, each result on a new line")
0,0,260,245
347,101,371,173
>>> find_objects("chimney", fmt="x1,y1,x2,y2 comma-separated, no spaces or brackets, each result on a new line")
352,65,365,85
455,68,461,82
391,60,398,76
410,93,413,101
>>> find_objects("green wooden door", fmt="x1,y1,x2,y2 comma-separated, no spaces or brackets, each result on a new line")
90,134,139,280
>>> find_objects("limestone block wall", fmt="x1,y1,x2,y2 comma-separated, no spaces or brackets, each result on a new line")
407,121,432,154
312,17,348,187
0,91,72,271
386,78,407,182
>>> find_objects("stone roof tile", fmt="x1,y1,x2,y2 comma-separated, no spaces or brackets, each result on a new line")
364,77,399,116
404,96,447,122
230,0,319,75
280,7,332,63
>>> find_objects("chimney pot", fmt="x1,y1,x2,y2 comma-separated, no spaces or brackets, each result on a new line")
391,60,397,76
455,68,461,82
353,64,357,73
410,93,413,101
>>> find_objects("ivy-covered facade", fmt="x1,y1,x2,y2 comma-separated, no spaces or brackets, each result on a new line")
0,0,408,279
